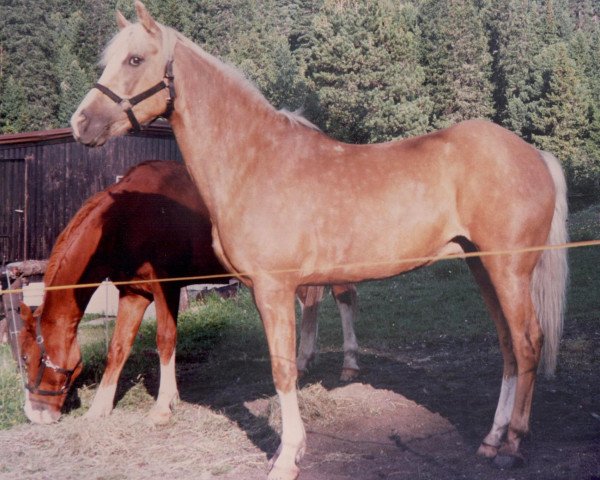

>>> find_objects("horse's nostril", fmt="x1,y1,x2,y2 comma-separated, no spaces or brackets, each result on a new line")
78,110,89,128
71,109,89,137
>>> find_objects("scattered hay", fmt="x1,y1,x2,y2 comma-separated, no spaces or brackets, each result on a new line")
264,383,339,434
0,402,266,479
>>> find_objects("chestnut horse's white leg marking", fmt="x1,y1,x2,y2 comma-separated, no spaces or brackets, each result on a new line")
86,383,119,419
296,286,325,375
480,375,517,452
149,285,180,425
86,293,149,419
148,350,179,425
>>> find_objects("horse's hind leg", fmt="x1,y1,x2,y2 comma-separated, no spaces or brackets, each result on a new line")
474,256,543,467
494,272,542,467
148,284,181,426
296,285,325,376
331,284,359,381
467,258,517,459
86,293,150,419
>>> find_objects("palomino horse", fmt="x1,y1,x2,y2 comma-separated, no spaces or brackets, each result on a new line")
19,160,358,425
70,3,568,478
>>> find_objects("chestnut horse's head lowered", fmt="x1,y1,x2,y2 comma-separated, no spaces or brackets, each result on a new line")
19,303,82,424
71,2,175,146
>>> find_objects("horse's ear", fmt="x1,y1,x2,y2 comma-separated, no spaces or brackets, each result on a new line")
116,10,130,30
135,1,159,34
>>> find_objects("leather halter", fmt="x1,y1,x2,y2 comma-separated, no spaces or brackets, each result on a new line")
93,60,175,132
25,315,82,397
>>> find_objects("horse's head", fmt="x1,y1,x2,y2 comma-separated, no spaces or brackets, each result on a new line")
71,1,174,146
19,303,82,424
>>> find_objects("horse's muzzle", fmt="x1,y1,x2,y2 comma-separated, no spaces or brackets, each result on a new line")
24,392,62,424
72,110,112,147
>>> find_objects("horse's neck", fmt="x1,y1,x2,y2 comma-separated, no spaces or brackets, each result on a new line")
170,41,283,214
43,199,111,319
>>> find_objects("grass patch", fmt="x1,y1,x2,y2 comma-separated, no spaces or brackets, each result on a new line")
314,259,492,352
0,345,26,429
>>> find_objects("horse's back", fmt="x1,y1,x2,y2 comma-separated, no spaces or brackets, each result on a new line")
104,161,220,277
218,120,558,282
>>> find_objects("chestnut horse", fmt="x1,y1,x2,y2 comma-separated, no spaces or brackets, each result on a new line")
68,3,568,478
19,160,358,425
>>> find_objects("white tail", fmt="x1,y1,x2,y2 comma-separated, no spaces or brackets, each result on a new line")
532,150,569,377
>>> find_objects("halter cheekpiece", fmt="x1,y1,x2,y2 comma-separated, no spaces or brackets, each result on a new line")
94,59,175,132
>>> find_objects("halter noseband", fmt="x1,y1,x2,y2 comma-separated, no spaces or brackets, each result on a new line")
25,315,82,397
93,60,175,132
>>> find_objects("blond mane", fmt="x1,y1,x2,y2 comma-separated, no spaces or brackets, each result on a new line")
166,26,319,131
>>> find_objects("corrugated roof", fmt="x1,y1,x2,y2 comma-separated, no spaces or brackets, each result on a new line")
0,121,174,146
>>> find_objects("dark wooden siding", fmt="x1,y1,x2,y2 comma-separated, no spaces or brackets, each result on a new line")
0,158,26,262
0,129,182,262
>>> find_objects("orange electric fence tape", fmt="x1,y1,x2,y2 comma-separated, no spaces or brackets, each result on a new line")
2,239,599,296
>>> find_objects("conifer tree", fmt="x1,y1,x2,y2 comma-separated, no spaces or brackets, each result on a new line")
74,1,117,75
53,11,94,127
139,0,195,38
227,20,308,111
0,75,30,133
530,42,591,188
0,0,61,130
487,0,543,134
419,0,494,129
301,0,431,142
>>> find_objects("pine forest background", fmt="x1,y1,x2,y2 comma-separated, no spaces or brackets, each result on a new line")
1,0,599,199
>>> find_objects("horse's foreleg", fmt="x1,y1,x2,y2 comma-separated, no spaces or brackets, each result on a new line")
254,280,305,480
296,285,325,376
332,284,359,381
468,258,518,459
148,285,180,426
86,293,150,419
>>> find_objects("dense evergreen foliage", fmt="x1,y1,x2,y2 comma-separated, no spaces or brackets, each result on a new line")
1,0,599,194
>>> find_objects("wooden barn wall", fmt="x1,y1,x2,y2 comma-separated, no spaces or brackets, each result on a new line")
0,133,182,262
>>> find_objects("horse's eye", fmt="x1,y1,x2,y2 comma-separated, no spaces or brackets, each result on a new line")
129,56,143,67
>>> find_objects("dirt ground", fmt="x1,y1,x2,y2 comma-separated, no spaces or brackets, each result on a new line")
0,329,598,480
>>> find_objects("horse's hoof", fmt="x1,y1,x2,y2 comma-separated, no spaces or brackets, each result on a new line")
84,406,112,420
147,408,172,426
267,464,300,480
476,442,498,458
339,367,359,382
493,452,525,469
166,392,180,409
